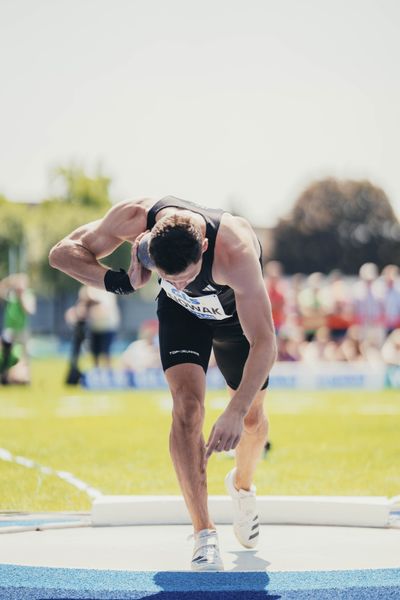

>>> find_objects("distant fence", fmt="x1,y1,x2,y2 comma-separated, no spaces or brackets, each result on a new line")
81,363,400,390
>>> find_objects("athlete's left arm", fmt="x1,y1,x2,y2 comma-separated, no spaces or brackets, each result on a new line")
225,242,277,413
205,229,277,459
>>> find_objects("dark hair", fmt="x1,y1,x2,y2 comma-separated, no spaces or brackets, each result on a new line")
149,215,203,274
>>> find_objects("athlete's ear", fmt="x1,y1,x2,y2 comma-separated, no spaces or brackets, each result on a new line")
202,238,208,254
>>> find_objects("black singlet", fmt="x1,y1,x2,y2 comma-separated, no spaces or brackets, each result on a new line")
149,197,269,390
147,196,237,319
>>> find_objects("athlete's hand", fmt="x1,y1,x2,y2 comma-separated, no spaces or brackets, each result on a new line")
127,231,152,289
205,406,244,461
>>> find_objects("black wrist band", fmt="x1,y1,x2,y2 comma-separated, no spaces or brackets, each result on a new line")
104,269,135,295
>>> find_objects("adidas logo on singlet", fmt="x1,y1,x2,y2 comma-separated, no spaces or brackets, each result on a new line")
202,284,217,292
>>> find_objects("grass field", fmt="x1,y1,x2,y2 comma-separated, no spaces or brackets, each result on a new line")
0,358,399,512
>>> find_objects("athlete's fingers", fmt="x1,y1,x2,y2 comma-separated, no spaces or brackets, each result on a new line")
205,427,220,458
215,438,225,453
130,240,139,264
205,438,215,458
135,229,150,244
220,430,234,451
131,230,149,260
212,433,228,454
131,233,150,278
133,230,150,258
128,244,139,278
205,425,215,448
222,436,234,452
231,435,241,450
210,441,219,454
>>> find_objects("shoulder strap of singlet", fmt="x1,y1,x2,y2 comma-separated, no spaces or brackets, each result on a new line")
146,196,224,282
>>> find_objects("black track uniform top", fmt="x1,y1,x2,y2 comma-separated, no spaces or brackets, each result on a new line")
147,196,236,320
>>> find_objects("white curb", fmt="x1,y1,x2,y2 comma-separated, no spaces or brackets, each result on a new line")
92,495,397,528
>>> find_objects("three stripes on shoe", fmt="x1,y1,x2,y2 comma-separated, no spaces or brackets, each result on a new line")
249,514,260,541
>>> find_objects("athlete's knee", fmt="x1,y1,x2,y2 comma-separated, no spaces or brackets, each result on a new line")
171,389,205,433
243,407,268,436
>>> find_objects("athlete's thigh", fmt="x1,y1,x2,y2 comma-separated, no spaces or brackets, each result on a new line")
212,321,269,391
157,291,213,373
164,363,207,413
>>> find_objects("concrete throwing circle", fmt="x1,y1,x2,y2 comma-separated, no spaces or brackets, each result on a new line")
0,523,399,598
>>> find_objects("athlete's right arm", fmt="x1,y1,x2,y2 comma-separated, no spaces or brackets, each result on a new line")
48,201,146,290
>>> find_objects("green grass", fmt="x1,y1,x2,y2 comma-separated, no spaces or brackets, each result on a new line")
0,358,399,511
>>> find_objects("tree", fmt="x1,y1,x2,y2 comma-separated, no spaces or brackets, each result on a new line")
0,163,133,294
271,179,400,274
49,163,111,209
27,202,105,294
30,162,126,292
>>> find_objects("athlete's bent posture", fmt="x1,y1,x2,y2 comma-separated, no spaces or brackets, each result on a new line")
49,196,277,570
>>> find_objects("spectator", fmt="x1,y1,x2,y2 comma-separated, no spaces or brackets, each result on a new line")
381,329,400,366
339,324,383,365
264,261,286,334
121,320,161,372
380,265,400,335
276,325,305,361
298,272,327,341
0,273,36,385
84,286,121,369
324,270,354,341
339,325,365,362
352,263,385,346
65,286,121,373
300,325,340,363
64,288,89,384
284,273,304,326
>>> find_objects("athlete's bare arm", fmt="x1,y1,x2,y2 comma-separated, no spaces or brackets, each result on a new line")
49,200,149,290
206,216,277,458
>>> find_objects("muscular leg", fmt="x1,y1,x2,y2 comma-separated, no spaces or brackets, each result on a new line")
166,363,214,533
229,387,269,491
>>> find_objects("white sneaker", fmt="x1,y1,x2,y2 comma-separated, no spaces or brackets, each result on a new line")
225,467,260,549
191,528,224,571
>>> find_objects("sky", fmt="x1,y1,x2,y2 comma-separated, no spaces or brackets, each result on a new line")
1,0,400,227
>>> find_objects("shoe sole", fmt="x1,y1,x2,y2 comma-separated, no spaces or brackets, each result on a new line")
233,526,259,549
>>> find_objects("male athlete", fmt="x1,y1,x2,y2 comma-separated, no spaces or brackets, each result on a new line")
49,196,277,570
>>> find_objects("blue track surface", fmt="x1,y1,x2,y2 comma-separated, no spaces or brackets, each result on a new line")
1,565,399,599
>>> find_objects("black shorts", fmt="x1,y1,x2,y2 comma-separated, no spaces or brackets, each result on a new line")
89,331,115,358
157,291,269,391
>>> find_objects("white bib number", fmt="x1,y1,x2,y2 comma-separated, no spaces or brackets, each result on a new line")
161,280,231,320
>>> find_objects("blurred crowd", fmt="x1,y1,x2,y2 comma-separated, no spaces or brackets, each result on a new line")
2,260,400,386
78,259,400,375
265,261,400,366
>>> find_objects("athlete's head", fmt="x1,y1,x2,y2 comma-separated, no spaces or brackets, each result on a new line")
149,214,208,286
